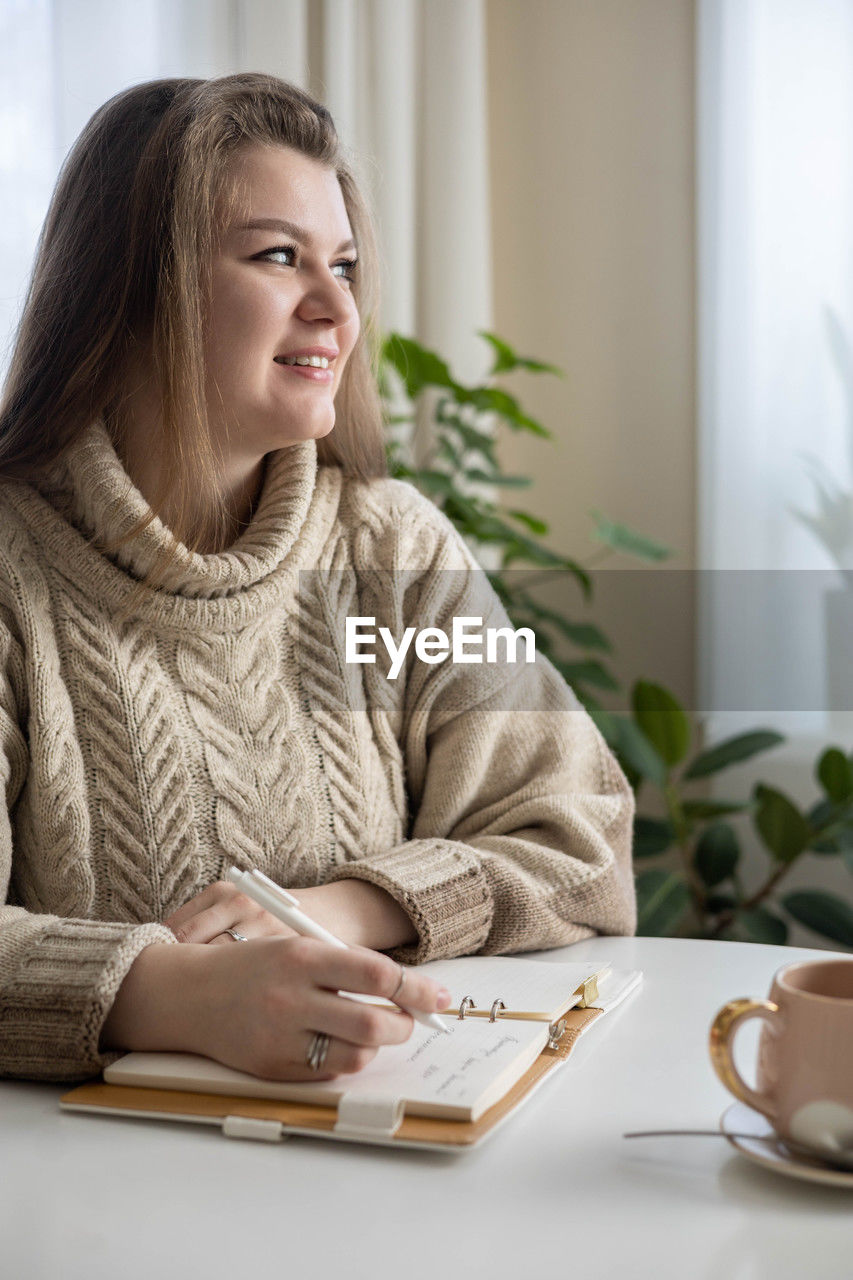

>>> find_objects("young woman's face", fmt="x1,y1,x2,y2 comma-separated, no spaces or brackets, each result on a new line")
205,144,361,459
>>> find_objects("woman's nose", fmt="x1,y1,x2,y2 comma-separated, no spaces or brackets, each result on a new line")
296,272,357,328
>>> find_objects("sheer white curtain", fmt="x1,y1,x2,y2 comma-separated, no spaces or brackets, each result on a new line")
697,0,853,744
0,0,492,384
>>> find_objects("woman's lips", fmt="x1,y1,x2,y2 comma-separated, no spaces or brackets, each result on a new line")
274,362,334,383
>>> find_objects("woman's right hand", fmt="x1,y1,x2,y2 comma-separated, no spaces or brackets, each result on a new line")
100,937,452,1081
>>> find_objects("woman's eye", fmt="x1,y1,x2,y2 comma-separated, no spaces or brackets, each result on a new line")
256,246,357,282
259,245,296,265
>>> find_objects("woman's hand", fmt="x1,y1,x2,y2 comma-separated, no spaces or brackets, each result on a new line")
164,877,417,951
199,937,449,1079
163,878,295,946
100,937,452,1081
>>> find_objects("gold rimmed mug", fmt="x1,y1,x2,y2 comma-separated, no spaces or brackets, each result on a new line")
709,958,853,1165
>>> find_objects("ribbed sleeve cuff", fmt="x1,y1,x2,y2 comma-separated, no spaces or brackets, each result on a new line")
326,840,493,963
0,918,177,1081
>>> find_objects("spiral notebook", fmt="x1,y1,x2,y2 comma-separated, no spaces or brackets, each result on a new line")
60,954,642,1152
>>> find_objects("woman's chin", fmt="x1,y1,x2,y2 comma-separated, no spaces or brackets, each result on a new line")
269,414,336,448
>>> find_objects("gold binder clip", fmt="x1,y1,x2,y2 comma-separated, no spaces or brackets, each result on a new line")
574,975,600,1008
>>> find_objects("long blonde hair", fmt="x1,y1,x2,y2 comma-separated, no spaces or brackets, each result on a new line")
0,74,386,559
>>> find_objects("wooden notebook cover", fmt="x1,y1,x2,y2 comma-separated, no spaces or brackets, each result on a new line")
60,1006,602,1148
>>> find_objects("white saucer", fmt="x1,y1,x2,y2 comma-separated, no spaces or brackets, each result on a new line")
721,1102,853,1189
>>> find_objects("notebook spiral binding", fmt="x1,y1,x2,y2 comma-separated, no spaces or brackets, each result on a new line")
454,973,601,1050
456,995,570,1048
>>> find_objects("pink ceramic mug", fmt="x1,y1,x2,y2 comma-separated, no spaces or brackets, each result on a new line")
709,958,853,1163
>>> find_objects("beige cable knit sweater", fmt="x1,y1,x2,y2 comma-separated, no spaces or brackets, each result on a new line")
0,421,635,1081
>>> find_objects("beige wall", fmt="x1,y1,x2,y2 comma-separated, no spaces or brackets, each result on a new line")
486,0,696,707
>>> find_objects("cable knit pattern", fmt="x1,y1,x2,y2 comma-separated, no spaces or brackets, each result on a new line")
176,621,320,882
0,528,94,915
59,577,200,921
294,553,399,864
0,420,635,1081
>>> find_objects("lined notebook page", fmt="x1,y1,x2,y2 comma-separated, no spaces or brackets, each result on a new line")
104,1018,549,1122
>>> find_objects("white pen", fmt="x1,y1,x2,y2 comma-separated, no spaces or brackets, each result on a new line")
226,866,449,1034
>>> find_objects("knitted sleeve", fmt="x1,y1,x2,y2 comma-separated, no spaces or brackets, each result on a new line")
325,482,636,963
0,615,176,1082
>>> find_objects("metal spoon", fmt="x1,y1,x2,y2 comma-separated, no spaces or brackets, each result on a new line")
623,1129,773,1141
623,1129,853,1170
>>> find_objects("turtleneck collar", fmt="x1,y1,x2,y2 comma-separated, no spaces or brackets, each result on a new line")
13,419,342,631
49,420,319,598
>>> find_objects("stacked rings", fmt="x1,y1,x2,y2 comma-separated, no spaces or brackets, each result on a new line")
306,1032,331,1072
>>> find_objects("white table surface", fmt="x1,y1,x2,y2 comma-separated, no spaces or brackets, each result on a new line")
2,935,852,1280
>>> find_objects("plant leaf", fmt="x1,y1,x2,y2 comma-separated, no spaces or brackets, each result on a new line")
631,681,691,768
549,620,610,652
590,511,672,562
753,785,811,864
781,890,853,948
444,420,498,464
435,436,465,470
817,747,853,803
456,385,551,437
634,816,675,858
681,799,747,820
591,711,667,788
739,906,789,946
506,510,549,536
556,659,620,692
807,817,853,855
809,837,845,856
808,798,838,827
477,330,565,378
441,495,591,587
613,717,668,787
382,333,458,397
694,822,740,886
683,731,785,780
510,594,611,651
464,468,532,488
414,469,455,497
636,869,691,936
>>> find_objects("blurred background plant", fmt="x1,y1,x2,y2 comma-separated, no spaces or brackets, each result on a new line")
621,682,853,948
380,330,669,706
379,330,853,952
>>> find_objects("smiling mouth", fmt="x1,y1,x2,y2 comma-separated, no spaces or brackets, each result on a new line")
273,357,334,384
274,355,331,369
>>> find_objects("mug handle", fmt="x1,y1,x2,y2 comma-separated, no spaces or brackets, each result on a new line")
709,997,780,1120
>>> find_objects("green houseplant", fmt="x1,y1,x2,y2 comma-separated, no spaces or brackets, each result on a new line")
381,331,669,707
619,681,853,947
379,330,853,951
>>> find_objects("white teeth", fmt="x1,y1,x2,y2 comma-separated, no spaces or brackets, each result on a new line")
278,355,330,368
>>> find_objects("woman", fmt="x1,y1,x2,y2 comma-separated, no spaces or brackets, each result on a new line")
0,74,635,1085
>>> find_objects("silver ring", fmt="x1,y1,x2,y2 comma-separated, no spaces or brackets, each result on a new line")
458,996,476,1020
306,1032,331,1072
390,964,407,1001
225,928,248,942
489,999,506,1023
